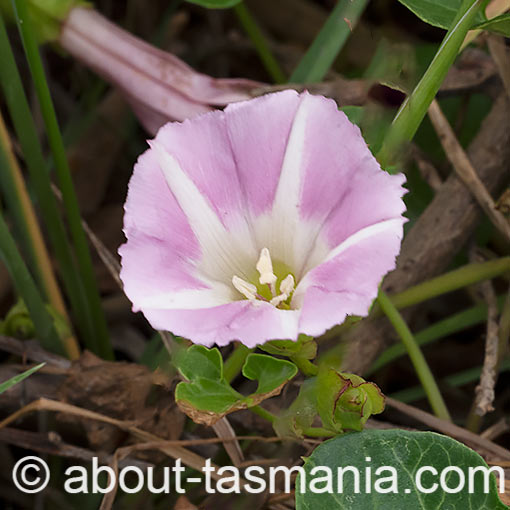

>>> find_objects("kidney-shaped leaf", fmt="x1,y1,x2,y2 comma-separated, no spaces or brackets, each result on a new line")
296,429,508,509
242,353,298,397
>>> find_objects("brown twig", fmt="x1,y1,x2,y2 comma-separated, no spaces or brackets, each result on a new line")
428,99,510,243
212,416,245,467
471,251,500,418
385,397,510,461
488,35,510,100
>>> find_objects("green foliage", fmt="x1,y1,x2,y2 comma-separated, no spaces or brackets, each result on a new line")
396,0,487,30
174,345,297,424
0,363,45,395
296,429,508,509
0,0,90,42
316,368,385,432
474,13,510,36
10,0,112,358
0,214,64,355
260,335,317,360
185,0,242,9
290,0,369,83
242,353,298,401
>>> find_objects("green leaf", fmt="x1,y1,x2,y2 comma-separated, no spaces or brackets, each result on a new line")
296,429,508,509
176,377,243,415
0,363,45,394
175,344,223,381
242,353,298,397
273,378,318,438
185,0,242,8
474,13,510,36
341,106,364,127
260,335,317,360
290,0,369,84
396,0,487,30
316,368,385,432
174,346,296,426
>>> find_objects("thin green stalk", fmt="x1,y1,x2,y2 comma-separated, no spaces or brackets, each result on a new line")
378,289,451,421
290,356,319,377
389,257,510,312
223,344,252,383
368,295,506,375
11,0,112,359
0,114,79,359
0,12,103,356
290,0,369,83
377,0,487,168
301,427,336,438
234,2,286,84
389,359,510,404
250,405,276,423
0,214,64,356
0,363,45,394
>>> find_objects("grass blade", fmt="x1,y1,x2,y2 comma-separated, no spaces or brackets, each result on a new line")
0,214,64,355
5,3,113,359
290,0,369,84
0,363,45,395
234,2,286,84
0,113,80,359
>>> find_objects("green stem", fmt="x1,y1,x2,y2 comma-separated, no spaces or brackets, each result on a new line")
0,12,97,354
11,0,112,359
290,356,319,377
290,0,369,83
376,0,486,168
0,214,64,356
301,427,336,438
367,295,506,375
0,114,79,359
250,405,276,423
223,344,252,383
234,2,286,84
389,257,510,312
378,289,452,422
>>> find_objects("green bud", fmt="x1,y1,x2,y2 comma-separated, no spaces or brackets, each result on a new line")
3,299,35,339
317,367,385,432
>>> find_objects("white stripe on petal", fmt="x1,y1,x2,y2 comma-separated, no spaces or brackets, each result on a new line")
151,141,256,283
292,217,405,306
258,93,330,279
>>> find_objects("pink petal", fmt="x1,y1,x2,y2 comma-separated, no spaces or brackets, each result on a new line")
295,93,407,249
224,90,301,215
295,218,405,337
142,302,300,348
119,149,221,310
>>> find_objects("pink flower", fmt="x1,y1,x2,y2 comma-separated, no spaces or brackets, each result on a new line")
60,7,261,134
119,91,407,347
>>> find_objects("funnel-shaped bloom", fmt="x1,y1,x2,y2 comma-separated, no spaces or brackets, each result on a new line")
60,7,261,134
119,91,407,347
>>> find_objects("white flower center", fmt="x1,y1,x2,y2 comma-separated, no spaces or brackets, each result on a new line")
232,248,295,308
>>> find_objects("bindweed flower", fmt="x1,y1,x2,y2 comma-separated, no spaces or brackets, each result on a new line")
119,91,407,348
59,7,261,134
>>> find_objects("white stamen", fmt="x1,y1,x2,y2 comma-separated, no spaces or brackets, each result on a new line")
256,247,277,288
232,276,257,301
280,274,295,296
270,293,288,307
